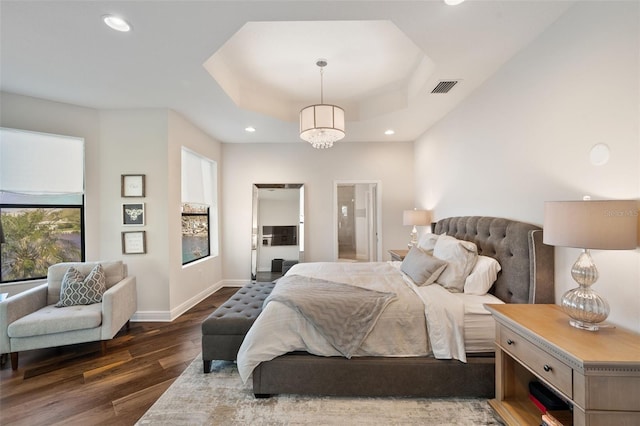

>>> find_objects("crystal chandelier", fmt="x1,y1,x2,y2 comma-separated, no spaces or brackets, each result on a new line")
299,59,345,149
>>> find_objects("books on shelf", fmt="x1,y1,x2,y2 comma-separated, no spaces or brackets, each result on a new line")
529,381,572,426
528,381,569,411
529,392,547,413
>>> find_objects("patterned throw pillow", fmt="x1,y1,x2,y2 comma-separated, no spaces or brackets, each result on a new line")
55,264,106,307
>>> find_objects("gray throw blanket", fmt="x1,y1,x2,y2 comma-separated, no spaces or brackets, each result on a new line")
264,274,397,358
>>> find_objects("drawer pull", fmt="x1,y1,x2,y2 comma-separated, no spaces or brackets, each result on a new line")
543,364,552,372
506,339,514,345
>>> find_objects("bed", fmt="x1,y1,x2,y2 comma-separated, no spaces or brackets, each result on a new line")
238,216,554,398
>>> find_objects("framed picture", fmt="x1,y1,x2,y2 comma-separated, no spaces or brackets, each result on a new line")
121,174,145,197
122,203,145,226
122,231,146,254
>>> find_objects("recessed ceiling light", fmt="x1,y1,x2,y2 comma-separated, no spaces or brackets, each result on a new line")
245,126,256,133
444,0,465,5
384,129,395,135
103,15,132,32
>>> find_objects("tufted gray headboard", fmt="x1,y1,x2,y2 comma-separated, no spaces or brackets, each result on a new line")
433,216,554,304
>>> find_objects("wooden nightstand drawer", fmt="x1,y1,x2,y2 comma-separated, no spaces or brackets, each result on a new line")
499,325,573,398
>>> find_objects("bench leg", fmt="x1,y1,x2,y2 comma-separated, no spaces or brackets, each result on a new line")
203,359,213,374
254,393,271,399
10,352,18,370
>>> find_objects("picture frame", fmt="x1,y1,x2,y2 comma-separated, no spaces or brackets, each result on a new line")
122,231,146,254
122,203,145,226
121,174,145,197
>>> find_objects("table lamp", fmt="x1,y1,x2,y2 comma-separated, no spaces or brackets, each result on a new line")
403,209,430,248
543,199,637,330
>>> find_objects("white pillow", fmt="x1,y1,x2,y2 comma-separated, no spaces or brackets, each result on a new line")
401,246,448,286
464,256,502,295
417,233,439,253
432,235,478,293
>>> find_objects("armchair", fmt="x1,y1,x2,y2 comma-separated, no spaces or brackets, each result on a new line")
0,260,136,370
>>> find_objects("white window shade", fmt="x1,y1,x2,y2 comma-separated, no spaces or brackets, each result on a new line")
0,128,84,198
181,147,216,206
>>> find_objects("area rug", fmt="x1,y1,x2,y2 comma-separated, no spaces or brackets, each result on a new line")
137,356,502,425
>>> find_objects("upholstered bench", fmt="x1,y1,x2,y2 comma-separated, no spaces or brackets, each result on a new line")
202,281,275,373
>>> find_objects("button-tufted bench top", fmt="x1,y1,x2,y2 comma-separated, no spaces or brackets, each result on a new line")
202,281,276,372
202,281,276,335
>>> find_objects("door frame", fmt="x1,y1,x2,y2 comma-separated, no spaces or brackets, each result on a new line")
333,180,382,262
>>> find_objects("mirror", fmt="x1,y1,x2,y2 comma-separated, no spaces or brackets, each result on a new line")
251,184,304,281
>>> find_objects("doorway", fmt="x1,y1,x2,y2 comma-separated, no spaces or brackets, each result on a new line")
334,181,381,262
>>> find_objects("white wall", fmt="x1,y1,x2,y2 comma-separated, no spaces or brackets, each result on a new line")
98,109,171,316
168,111,223,315
99,109,224,319
0,94,222,319
0,93,100,295
222,141,414,282
414,2,639,332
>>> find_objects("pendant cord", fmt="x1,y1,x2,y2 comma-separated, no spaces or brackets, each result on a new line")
320,67,324,104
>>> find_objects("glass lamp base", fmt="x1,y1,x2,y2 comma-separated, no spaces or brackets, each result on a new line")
561,285,610,332
408,226,418,249
568,319,602,331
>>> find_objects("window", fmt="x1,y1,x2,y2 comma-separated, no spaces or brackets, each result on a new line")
1,206,84,282
181,203,210,264
0,128,85,283
181,147,217,265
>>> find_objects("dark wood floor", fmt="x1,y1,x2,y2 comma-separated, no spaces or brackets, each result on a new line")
0,286,238,426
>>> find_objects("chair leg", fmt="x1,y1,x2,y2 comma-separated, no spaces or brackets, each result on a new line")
126,320,130,331
101,341,107,356
10,352,18,370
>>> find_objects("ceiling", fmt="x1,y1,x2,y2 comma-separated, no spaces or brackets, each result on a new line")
0,1,574,144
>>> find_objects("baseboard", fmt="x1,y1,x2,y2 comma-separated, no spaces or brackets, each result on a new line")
223,279,250,288
130,310,173,322
130,279,249,322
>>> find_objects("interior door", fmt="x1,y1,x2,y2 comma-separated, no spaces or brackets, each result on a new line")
337,185,356,260
334,181,381,262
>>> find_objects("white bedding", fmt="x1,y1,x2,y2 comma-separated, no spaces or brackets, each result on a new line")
236,261,503,383
458,292,505,352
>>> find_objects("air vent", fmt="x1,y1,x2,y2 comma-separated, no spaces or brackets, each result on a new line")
431,80,459,94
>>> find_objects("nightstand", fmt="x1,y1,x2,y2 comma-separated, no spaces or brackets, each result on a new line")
485,304,640,426
388,249,408,261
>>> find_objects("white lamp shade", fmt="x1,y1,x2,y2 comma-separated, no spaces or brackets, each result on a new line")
299,104,345,145
544,200,637,250
403,209,430,226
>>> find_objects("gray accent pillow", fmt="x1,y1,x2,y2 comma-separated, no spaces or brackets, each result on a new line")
401,246,448,286
55,264,106,307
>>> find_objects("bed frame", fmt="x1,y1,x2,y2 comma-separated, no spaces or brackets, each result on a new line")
252,216,554,398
